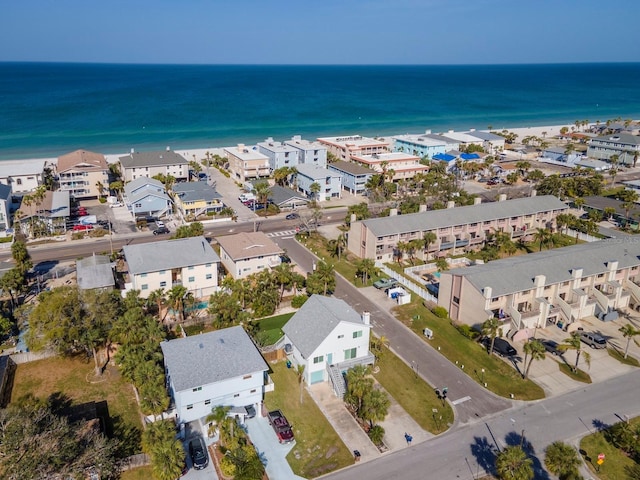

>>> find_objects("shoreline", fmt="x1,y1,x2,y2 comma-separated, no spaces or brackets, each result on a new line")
2,123,584,167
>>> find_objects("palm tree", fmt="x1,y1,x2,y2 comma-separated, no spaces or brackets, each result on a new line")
495,445,534,480
316,260,335,296
147,288,167,319
205,405,231,438
619,324,640,359
482,318,500,356
370,335,389,361
356,258,376,285
522,339,546,379
272,262,294,303
310,182,321,202
435,257,449,273
422,231,437,260
329,233,347,261
167,285,188,322
533,227,552,252
296,364,305,404
344,365,373,417
95,181,105,199
544,441,581,480
361,388,391,428
559,331,591,373
254,181,271,209
622,201,636,229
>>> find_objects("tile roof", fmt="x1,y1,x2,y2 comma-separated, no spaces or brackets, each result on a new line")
358,195,568,237
123,236,220,275
282,295,369,358
216,231,283,261
161,326,268,392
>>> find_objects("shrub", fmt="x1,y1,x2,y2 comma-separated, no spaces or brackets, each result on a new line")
291,295,308,308
431,306,449,319
455,323,479,339
0,236,13,244
368,425,385,446
219,454,236,477
98,197,107,203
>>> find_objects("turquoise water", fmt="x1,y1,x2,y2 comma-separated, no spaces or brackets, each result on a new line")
2,62,640,160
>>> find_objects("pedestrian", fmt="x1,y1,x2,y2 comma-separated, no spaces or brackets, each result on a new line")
404,432,412,445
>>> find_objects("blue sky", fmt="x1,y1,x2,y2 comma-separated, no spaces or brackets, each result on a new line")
1,0,639,64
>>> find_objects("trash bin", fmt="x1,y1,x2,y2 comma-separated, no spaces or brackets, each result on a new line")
353,450,361,462
286,360,292,369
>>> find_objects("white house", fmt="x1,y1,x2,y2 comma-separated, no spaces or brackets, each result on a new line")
122,236,220,298
119,149,189,183
160,326,272,425
0,159,46,193
282,295,374,397
216,231,283,279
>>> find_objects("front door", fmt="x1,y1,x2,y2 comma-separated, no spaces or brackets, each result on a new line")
327,353,333,365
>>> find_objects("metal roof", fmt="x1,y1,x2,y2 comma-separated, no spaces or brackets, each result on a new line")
295,164,341,180
76,255,115,290
282,295,369,359
161,326,268,392
119,150,188,168
359,195,568,237
447,238,640,297
123,236,220,275
269,185,309,206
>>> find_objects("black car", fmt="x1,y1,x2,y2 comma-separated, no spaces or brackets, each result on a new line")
153,227,170,235
482,337,517,357
189,437,209,470
245,404,256,419
280,254,291,263
286,212,299,220
540,339,563,356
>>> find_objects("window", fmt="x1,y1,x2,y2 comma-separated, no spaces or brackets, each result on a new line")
135,203,142,208
453,296,460,304
205,399,211,405
141,284,148,290
188,276,195,283
160,281,167,287
16,178,22,185
243,374,252,380
353,330,363,339
159,270,166,274
250,389,257,393
192,386,202,392
141,273,147,278
313,355,324,364
206,274,212,280
187,404,193,410
188,266,194,270
234,393,240,398
338,334,344,339
205,263,212,268
344,348,357,360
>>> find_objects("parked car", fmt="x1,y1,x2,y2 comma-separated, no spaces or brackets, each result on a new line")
286,212,299,220
153,227,170,235
373,277,399,290
580,331,607,349
188,437,209,470
481,337,517,357
109,202,123,208
267,410,294,444
540,339,563,356
155,220,165,228
245,404,256,419
72,224,93,231
279,254,291,264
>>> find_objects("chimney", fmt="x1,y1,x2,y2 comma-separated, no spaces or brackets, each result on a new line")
469,128,476,132
447,201,455,209
266,137,274,143
483,286,493,299
474,197,482,205
362,311,371,325
419,204,427,212
130,148,134,155
530,189,537,197
425,129,432,135
350,213,357,224
389,208,398,216
534,275,546,287
237,143,245,152
291,135,301,141
166,146,170,151
498,194,507,202
607,260,619,271
448,129,454,133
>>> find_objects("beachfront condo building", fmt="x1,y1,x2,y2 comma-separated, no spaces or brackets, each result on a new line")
257,138,300,171
284,136,327,167
119,149,189,183
0,159,46,194
327,160,374,195
122,236,220,299
0,184,11,235
317,135,389,161
437,238,640,336
57,150,109,199
224,144,270,183
350,151,429,181
587,133,640,165
347,193,568,262
392,132,455,159
294,164,342,202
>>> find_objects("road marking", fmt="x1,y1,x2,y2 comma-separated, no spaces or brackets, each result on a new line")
266,230,297,238
452,396,471,405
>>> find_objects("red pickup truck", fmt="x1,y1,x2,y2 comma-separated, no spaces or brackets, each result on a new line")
267,410,294,444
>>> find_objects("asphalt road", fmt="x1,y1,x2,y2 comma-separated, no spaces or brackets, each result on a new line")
273,236,512,426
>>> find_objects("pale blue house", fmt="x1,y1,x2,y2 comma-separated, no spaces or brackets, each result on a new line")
294,164,341,202
123,177,172,218
327,160,373,195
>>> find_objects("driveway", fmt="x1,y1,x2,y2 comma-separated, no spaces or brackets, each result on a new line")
181,420,218,480
245,415,305,480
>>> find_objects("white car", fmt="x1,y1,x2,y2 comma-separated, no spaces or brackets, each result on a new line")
155,220,165,228
109,202,124,208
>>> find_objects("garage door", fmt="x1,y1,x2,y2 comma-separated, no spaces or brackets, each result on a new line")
310,370,324,384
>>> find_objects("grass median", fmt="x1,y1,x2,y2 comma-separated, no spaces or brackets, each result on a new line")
264,361,354,478
393,301,545,401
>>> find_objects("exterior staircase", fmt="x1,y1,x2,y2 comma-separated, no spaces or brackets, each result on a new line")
327,365,347,398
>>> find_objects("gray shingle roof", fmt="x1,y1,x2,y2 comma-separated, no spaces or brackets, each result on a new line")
282,295,368,359
119,150,188,168
0,184,11,201
592,133,640,146
448,238,640,297
160,326,268,392
359,195,568,237
328,160,374,176
124,177,164,196
173,182,222,203
269,185,308,206
295,164,341,180
123,236,220,275
466,131,504,142
76,255,115,290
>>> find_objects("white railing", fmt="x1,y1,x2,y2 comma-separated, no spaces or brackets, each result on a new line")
566,228,600,243
375,262,437,303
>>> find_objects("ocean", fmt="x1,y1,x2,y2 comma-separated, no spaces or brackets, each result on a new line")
1,62,640,160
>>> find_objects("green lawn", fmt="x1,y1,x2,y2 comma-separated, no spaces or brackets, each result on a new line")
580,417,640,479
373,347,453,433
120,466,153,480
393,301,545,400
607,346,640,367
256,312,295,345
264,362,354,478
558,363,592,383
11,356,143,453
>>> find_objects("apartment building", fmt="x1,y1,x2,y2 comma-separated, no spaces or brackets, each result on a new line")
224,144,270,182
327,160,373,195
122,236,220,298
317,135,388,161
347,193,568,262
438,238,640,334
392,132,455,159
57,150,109,199
587,133,640,165
284,135,327,167
350,151,429,181
0,159,45,193
294,164,341,201
119,149,188,182
257,138,299,171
